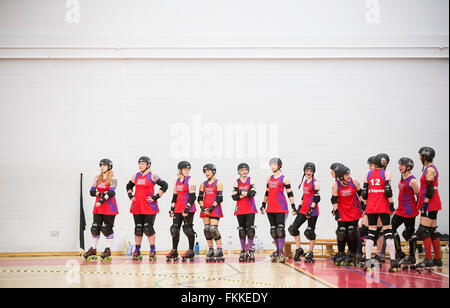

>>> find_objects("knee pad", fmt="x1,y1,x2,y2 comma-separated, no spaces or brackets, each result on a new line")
170,224,180,238
383,228,393,240
101,224,113,237
367,229,377,242
270,226,278,239
304,227,316,241
204,225,214,240
247,226,256,239
415,225,430,241
276,224,285,238
135,224,144,237
288,225,299,237
347,225,357,241
336,226,347,242
211,225,221,241
182,224,195,238
143,223,155,237
91,223,101,237
402,227,415,241
358,225,369,237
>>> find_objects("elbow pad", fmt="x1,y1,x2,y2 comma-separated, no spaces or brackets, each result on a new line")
215,194,223,204
313,195,321,204
284,184,292,190
287,191,294,198
362,183,369,199
356,189,362,197
384,181,393,198
90,188,97,197
425,184,435,199
171,194,177,204
188,193,196,205
126,181,135,192
265,190,269,197
197,191,204,203
156,178,168,192
331,195,339,204
247,190,256,198
106,190,116,198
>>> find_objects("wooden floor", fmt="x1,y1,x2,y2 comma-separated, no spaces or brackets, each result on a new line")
0,253,448,288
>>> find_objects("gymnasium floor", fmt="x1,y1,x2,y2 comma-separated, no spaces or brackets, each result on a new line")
0,253,448,288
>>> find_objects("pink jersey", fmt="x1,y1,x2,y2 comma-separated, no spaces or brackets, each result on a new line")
417,165,441,212
130,172,159,215
93,179,118,215
267,175,288,213
396,175,419,218
366,169,391,214
234,177,257,215
337,178,362,221
175,176,196,214
200,180,223,218
299,178,319,216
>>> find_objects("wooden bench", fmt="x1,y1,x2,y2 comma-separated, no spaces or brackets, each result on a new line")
281,240,449,259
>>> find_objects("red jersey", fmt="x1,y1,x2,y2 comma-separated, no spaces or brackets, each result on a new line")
130,172,159,215
234,177,257,215
366,169,391,214
267,175,288,213
417,165,441,212
200,179,223,218
175,176,196,214
93,179,118,215
337,178,362,221
299,178,319,216
396,175,419,218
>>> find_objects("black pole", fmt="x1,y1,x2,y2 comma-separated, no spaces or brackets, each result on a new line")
79,173,86,254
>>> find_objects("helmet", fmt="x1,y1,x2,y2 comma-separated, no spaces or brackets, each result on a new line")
178,161,192,170
330,162,345,171
367,156,376,165
418,147,435,163
269,158,282,169
238,163,250,174
303,162,316,173
375,153,390,169
398,157,414,171
335,165,350,179
138,156,151,165
99,159,113,170
203,163,217,174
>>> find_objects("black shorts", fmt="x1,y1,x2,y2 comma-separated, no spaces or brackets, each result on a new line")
367,213,391,226
421,210,438,220
267,212,288,227
291,213,318,230
93,214,116,227
236,213,256,230
133,214,156,227
172,212,195,227
391,214,416,232
337,220,359,229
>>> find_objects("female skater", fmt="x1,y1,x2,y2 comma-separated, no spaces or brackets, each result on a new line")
288,162,320,263
166,161,197,262
232,163,257,262
260,158,295,263
126,156,168,261
198,164,225,262
84,159,118,262
415,147,442,271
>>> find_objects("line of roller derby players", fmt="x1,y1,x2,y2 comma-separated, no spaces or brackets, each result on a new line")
83,147,443,273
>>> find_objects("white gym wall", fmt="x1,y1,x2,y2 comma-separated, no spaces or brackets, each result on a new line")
0,0,448,253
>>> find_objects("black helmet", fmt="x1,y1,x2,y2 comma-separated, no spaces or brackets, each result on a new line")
269,157,282,169
138,156,151,165
418,147,435,163
99,158,113,170
398,157,414,171
330,162,345,171
335,165,350,180
367,156,376,165
238,163,250,174
203,163,217,174
178,161,191,170
375,153,390,169
303,162,316,173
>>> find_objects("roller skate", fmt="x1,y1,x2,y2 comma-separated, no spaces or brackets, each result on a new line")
270,250,278,263
345,252,356,267
277,252,286,264
304,251,315,263
132,247,142,261
248,249,255,263
389,259,400,273
334,252,346,266
364,258,382,272
355,255,365,268
399,256,416,271
213,249,225,263
374,254,385,264
181,249,195,262
293,248,304,262
432,258,443,272
83,247,97,262
100,248,112,262
415,258,434,274
148,250,157,262
239,250,248,263
206,248,215,263
166,249,179,263
395,251,406,263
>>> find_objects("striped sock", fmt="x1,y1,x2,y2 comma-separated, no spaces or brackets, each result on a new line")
91,236,100,249
105,234,114,248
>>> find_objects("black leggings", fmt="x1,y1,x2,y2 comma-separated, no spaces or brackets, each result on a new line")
172,213,195,250
367,213,391,226
237,213,255,231
290,214,318,231
337,220,359,253
133,214,156,237
391,214,417,255
267,213,287,227
93,214,116,233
